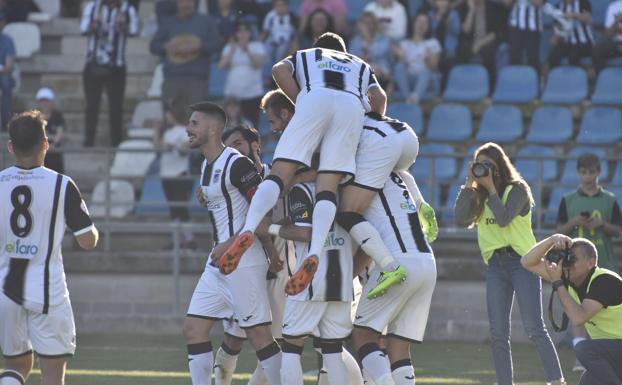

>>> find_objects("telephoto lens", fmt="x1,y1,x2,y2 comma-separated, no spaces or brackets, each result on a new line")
471,162,490,178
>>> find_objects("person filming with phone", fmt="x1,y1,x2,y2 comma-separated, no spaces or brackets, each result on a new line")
454,142,564,385
521,234,622,385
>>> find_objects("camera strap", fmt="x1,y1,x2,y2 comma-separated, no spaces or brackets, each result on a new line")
548,286,569,332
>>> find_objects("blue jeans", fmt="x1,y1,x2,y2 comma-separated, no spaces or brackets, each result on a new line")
576,339,622,385
0,73,13,130
393,62,439,101
486,249,563,385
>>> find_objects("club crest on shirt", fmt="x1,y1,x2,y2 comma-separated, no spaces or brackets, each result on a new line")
213,169,222,183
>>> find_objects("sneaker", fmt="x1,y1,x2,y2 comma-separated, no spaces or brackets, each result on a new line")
285,256,319,295
366,265,407,300
572,358,586,372
219,232,254,275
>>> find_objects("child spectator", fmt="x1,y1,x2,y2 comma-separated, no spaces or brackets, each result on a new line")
364,0,408,40
37,88,66,174
546,0,594,67
262,0,297,64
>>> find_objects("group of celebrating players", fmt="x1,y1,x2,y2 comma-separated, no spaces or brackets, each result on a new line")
0,31,439,385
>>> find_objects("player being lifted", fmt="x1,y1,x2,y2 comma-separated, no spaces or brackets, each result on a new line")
0,111,99,385
182,103,282,385
219,32,387,296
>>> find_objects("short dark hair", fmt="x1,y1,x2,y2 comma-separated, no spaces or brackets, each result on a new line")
313,32,346,52
260,89,294,114
577,153,600,171
9,110,47,156
188,101,227,128
222,125,261,147
571,238,598,262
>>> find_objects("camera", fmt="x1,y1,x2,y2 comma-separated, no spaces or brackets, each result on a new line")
545,248,576,267
471,162,495,178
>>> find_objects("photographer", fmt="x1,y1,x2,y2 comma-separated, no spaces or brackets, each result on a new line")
521,234,622,385
454,142,564,385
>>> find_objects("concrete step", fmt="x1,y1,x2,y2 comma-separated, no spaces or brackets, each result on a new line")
60,35,152,56
39,17,82,37
18,73,152,98
20,54,158,75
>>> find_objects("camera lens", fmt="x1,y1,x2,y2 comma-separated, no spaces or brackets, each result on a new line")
472,163,489,178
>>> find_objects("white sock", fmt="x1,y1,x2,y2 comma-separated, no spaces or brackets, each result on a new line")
350,221,398,271
392,364,415,385
247,361,267,385
343,349,364,385
308,199,337,258
0,370,25,385
257,342,282,385
188,342,214,385
361,348,395,385
323,352,349,385
242,179,281,233
281,352,303,385
214,346,239,385
572,337,587,347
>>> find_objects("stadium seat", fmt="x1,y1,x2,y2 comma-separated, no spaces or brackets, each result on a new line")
147,64,164,98
591,0,609,27
135,177,170,216
110,140,157,178
410,143,457,181
441,183,463,225
127,127,154,140
442,64,489,102
257,112,271,136
410,0,423,13
576,107,622,145
492,65,539,104
386,103,424,135
559,146,609,185
3,23,41,59
90,180,135,218
131,100,163,128
475,105,523,143
592,68,622,105
346,0,368,21
544,186,573,225
526,106,573,144
427,104,472,141
35,0,60,16
611,162,622,186
541,66,588,104
514,145,558,183
208,61,227,98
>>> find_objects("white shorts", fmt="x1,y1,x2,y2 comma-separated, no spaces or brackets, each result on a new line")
227,264,273,329
273,88,364,178
187,262,234,321
0,293,76,358
267,271,288,338
353,127,419,190
282,300,352,340
354,255,436,343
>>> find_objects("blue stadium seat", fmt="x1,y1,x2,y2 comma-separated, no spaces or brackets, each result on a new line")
261,138,278,164
136,177,169,216
526,106,573,144
592,68,622,105
560,147,609,184
492,65,539,104
410,143,457,181
346,0,367,21
576,107,622,145
427,103,472,141
410,0,423,13
544,186,573,225
442,64,489,102
611,162,622,186
591,0,609,27
441,183,463,225
541,66,587,104
386,103,424,135
257,112,271,136
608,57,622,66
514,145,558,183
208,61,226,99
417,181,442,212
476,105,523,143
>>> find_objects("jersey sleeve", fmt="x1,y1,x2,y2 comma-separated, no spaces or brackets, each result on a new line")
367,69,380,90
585,274,622,307
288,185,313,226
230,156,262,199
64,179,94,235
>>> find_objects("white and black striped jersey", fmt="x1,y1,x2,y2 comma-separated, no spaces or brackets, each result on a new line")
364,172,432,257
362,112,414,137
509,0,542,32
200,147,266,268
283,47,380,109
0,166,93,313
554,0,594,45
288,182,354,302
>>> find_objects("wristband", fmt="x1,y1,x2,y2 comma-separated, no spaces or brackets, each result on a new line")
552,280,565,292
268,224,282,237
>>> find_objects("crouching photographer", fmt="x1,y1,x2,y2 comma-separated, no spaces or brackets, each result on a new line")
521,234,622,385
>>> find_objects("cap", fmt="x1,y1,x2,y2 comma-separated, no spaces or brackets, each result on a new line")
36,88,55,101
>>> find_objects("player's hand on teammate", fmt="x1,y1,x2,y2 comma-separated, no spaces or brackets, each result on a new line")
418,201,439,243
269,257,285,274
196,187,208,207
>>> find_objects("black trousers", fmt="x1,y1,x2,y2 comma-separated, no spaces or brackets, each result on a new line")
162,177,193,222
457,38,498,92
82,63,126,147
44,151,64,174
508,27,540,71
592,39,622,73
548,42,591,68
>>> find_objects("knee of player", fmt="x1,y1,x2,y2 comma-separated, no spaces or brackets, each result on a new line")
182,317,211,342
223,333,245,352
336,211,366,232
245,324,275,349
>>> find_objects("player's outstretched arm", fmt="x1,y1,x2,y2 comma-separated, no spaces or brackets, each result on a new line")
368,86,387,115
75,227,99,250
272,61,300,103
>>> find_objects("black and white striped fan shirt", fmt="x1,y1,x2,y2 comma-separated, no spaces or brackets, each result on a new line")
509,0,543,32
555,0,594,45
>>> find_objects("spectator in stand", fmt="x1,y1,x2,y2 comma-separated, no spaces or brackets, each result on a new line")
0,12,14,132
150,0,222,110
297,8,335,49
155,98,196,250
364,0,408,41
458,0,508,86
223,97,253,132
592,0,622,72
547,0,594,67
212,0,241,39
261,0,297,65
80,0,138,147
350,11,394,94
298,0,347,36
219,21,267,126
506,0,543,70
393,13,442,103
36,88,66,174
428,0,461,80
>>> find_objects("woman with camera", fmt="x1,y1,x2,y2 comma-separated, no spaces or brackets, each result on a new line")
454,142,565,385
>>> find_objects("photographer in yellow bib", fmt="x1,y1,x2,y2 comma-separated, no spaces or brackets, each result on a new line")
454,142,565,385
521,234,622,385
